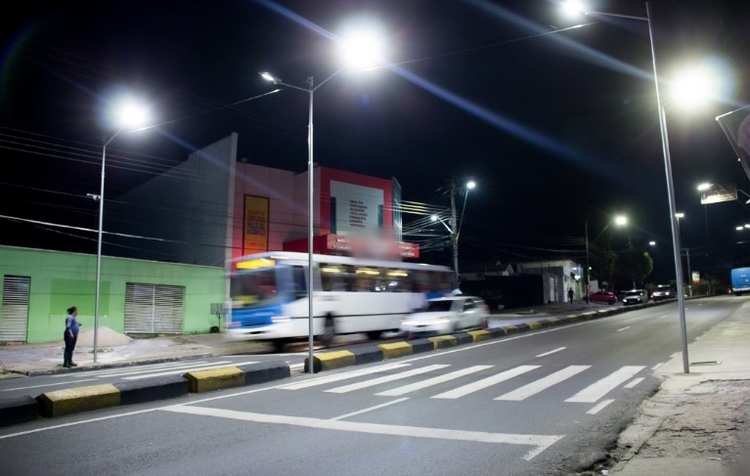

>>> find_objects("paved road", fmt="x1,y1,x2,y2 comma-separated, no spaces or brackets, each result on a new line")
0,298,738,476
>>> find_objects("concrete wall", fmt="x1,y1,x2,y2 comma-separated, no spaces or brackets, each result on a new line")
0,246,225,343
106,133,237,267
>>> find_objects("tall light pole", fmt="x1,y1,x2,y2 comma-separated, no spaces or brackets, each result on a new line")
261,26,385,373
565,1,690,373
92,102,149,363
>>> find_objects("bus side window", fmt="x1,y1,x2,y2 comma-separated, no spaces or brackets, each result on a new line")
292,266,308,299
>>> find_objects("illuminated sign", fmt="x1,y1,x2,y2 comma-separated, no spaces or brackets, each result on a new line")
236,258,275,270
243,195,269,254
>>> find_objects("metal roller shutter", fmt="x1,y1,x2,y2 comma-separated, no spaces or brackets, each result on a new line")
1,275,30,343
124,283,184,334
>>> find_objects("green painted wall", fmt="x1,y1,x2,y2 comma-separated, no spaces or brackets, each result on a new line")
0,246,226,343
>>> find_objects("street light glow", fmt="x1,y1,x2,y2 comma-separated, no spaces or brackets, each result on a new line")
337,20,387,70
697,182,712,191
670,65,721,109
614,215,627,226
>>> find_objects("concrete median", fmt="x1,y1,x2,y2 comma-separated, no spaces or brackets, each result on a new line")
184,367,245,393
36,384,120,418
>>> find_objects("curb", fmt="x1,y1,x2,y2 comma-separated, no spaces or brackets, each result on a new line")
0,360,290,426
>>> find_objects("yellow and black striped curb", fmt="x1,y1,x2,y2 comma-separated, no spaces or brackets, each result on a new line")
0,360,290,425
305,305,632,373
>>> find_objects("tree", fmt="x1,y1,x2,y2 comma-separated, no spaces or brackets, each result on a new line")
589,243,617,290
616,250,653,289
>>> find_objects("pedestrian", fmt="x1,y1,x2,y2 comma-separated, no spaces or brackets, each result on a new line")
63,306,80,367
568,288,574,304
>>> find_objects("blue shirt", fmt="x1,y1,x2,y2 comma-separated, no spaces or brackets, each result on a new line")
65,315,80,337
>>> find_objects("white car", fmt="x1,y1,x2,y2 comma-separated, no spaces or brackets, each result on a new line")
400,296,489,336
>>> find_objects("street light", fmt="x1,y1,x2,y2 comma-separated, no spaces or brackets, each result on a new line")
92,101,149,363
261,26,385,373
451,179,475,288
564,1,690,373
584,214,627,302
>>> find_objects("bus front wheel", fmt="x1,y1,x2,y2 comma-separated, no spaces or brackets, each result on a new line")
366,331,383,340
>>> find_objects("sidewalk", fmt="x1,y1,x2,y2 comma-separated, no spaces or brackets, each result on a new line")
1,300,749,475
0,326,268,377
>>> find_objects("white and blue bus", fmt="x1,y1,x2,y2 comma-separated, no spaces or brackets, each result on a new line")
225,251,454,350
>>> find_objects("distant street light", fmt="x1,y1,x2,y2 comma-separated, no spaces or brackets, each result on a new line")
429,179,476,289
584,214,627,301
92,100,149,363
451,179,475,288
261,23,385,373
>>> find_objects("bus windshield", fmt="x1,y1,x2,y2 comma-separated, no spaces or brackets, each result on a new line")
230,268,281,308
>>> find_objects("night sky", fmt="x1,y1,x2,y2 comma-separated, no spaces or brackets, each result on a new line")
1,0,748,285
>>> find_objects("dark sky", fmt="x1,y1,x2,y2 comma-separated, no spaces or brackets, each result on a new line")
1,0,748,284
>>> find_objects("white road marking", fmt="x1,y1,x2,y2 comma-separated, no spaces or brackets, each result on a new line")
2,378,99,392
652,362,664,371
495,366,590,401
616,326,630,332
565,366,645,403
330,398,410,421
536,347,566,358
280,363,412,390
375,365,493,397
624,377,644,389
432,365,539,400
326,365,449,393
160,404,564,461
51,360,217,378
586,399,614,415
121,361,260,380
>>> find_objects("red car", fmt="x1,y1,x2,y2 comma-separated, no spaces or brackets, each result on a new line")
589,290,617,304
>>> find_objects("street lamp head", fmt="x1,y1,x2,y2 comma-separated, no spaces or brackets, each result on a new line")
466,180,476,190
561,0,588,16
614,215,627,226
431,214,438,222
697,182,713,191
675,212,685,219
112,98,149,130
337,19,387,71
260,71,281,84
669,64,722,110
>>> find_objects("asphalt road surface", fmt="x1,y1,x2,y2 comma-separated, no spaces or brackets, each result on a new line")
0,297,740,476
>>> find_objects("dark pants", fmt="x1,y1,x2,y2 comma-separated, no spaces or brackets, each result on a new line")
63,333,77,365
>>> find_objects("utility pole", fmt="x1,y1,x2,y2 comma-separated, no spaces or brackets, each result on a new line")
450,181,459,288
585,219,590,303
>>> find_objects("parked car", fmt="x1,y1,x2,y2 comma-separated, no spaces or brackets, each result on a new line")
651,284,673,301
622,290,646,306
400,296,489,336
589,290,617,305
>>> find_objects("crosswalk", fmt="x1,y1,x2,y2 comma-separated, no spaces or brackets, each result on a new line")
279,362,647,404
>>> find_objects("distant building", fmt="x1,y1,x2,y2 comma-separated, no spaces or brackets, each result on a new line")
461,259,584,309
105,133,419,266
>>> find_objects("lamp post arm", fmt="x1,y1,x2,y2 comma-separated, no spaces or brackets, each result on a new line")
312,66,347,93
586,10,647,22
